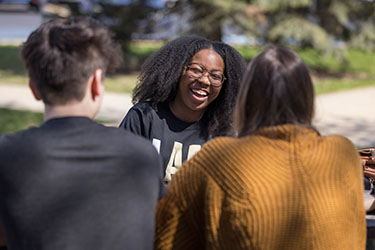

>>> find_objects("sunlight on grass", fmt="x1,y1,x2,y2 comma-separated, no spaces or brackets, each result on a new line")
0,108,43,134
0,71,139,94
0,70,28,85
0,44,374,96
0,108,112,134
314,77,375,95
1,70,374,96
104,74,138,94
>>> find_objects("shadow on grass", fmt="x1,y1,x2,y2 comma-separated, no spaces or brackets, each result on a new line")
0,46,26,75
314,116,375,148
0,108,113,134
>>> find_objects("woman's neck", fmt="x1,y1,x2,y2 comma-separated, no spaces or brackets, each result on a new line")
168,101,205,123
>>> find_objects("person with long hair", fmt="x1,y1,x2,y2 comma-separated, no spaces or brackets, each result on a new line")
155,45,366,250
119,36,246,181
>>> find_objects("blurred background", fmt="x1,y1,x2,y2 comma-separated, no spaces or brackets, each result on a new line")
0,0,374,146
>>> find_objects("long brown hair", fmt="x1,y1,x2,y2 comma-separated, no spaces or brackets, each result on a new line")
234,45,314,137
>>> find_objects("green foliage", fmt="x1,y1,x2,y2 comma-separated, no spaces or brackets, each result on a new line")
81,0,157,71
166,0,252,41
234,45,375,75
232,45,261,61
328,1,349,26
268,16,328,50
95,0,153,41
124,41,164,71
297,48,348,72
254,0,310,11
129,41,164,56
165,0,374,53
0,108,43,134
350,20,375,52
294,48,375,74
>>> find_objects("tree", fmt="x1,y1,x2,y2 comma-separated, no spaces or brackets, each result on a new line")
92,0,154,48
69,0,157,70
164,0,375,51
164,0,265,41
256,0,329,49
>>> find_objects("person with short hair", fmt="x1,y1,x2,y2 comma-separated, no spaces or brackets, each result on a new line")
119,36,246,181
155,45,366,250
0,17,164,250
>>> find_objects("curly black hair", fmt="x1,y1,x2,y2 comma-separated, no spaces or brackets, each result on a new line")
132,36,246,137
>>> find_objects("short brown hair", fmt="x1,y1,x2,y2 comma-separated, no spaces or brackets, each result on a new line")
21,17,122,105
234,46,314,137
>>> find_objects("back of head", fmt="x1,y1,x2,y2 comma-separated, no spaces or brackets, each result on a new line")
21,17,122,105
234,45,314,137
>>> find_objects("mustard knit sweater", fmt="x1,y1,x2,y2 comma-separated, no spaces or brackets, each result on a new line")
155,124,366,250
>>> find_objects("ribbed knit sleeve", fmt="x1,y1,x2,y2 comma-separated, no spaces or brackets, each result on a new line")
155,156,210,250
331,135,366,249
155,125,366,250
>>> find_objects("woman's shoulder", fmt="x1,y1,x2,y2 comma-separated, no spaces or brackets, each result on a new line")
321,134,357,151
120,102,158,128
191,136,247,168
125,101,160,118
203,136,239,151
129,101,155,112
313,134,360,171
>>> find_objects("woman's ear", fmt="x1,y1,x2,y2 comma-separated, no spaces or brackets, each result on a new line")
29,81,41,101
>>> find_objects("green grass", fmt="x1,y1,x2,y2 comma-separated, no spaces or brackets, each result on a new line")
297,48,375,75
0,108,43,134
345,49,375,75
234,45,375,75
0,108,112,134
104,74,138,93
0,46,25,75
0,44,374,95
0,70,139,93
0,45,141,93
314,77,375,95
128,40,164,61
233,45,261,61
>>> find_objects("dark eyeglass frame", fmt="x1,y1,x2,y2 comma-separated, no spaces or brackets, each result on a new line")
185,63,226,87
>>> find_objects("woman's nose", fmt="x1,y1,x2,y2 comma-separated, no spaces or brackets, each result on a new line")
198,72,211,86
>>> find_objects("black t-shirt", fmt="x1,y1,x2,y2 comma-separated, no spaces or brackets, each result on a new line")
0,117,164,250
119,102,208,181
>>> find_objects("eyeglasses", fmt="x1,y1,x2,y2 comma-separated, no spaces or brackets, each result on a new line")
185,63,226,87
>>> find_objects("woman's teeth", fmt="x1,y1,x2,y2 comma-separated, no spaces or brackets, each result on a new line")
192,89,208,97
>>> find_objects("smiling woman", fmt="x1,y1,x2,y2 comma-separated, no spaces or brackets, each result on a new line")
169,49,224,123
119,36,246,182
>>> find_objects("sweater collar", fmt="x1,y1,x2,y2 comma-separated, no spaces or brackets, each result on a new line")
42,116,94,128
254,124,319,142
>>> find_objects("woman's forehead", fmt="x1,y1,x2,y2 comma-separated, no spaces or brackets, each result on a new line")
189,49,224,71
